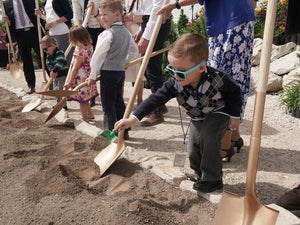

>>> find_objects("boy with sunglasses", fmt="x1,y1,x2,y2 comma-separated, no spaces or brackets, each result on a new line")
41,35,68,109
114,33,242,193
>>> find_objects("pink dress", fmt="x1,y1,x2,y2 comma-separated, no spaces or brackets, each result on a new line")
67,45,98,103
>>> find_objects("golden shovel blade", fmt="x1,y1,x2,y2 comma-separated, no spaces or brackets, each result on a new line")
36,89,78,97
212,191,279,225
9,62,23,79
45,98,67,123
22,96,44,113
94,141,126,177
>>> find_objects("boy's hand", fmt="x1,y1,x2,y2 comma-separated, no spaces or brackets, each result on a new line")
114,116,137,131
87,78,96,87
50,71,58,79
228,118,240,131
34,9,42,17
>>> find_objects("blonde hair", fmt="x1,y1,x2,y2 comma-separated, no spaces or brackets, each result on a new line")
99,0,123,14
69,25,92,46
40,35,57,46
169,33,208,64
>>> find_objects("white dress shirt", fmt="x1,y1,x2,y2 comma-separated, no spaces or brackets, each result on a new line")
129,0,164,40
72,0,102,28
89,22,139,80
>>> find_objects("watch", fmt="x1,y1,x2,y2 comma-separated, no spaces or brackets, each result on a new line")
175,0,181,9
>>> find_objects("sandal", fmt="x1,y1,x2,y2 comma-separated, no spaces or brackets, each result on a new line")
231,137,244,153
221,147,235,162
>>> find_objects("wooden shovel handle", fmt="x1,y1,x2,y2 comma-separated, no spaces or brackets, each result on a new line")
64,7,92,57
126,46,171,68
117,0,170,142
246,0,278,196
35,0,47,83
0,1,17,64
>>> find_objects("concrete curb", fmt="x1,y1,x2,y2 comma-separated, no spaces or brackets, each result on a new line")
1,82,300,225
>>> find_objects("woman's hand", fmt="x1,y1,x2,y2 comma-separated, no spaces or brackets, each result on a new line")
133,30,142,44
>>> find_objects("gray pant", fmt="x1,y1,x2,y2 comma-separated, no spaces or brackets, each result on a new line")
53,76,66,103
187,113,230,182
52,33,74,67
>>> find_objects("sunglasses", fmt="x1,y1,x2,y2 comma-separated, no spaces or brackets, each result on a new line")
42,44,52,52
166,62,206,80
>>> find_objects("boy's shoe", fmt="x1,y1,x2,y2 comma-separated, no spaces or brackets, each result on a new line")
277,184,300,210
63,105,68,111
193,180,223,193
26,86,35,94
186,173,201,183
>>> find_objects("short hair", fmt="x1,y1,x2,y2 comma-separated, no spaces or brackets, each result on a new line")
69,25,92,46
40,35,57,46
99,0,123,14
169,33,208,64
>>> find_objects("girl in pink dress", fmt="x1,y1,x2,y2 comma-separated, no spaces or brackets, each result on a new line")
64,26,98,121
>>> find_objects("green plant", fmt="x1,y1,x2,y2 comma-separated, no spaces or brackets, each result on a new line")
279,80,300,115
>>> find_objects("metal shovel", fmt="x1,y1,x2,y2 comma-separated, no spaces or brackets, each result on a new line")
1,0,23,79
22,76,54,113
93,0,170,177
212,1,279,224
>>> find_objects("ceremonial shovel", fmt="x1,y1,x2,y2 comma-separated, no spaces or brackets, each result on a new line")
212,1,279,224
93,0,170,177
1,0,23,79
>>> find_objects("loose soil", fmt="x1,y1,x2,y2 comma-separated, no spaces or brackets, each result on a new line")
0,87,214,225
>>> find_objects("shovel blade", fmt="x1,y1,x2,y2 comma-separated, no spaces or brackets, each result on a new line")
36,90,78,97
9,62,23,79
22,97,43,112
94,142,126,177
212,191,279,225
45,98,66,122
101,130,118,143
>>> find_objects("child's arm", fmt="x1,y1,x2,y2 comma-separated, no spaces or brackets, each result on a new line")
64,55,83,89
114,115,138,131
88,30,112,85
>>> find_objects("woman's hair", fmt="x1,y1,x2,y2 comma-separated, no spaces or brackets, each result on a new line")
99,0,123,14
169,33,208,64
40,35,57,46
69,25,92,46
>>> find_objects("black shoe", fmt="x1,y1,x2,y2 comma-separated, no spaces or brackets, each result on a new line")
63,105,68,111
193,180,223,193
221,147,235,162
90,98,96,107
231,137,244,153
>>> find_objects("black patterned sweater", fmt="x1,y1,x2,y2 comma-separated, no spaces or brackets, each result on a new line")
133,66,242,121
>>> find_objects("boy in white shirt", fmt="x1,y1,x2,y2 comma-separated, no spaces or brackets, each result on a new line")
88,0,138,139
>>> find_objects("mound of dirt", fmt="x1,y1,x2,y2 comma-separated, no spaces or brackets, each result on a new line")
0,87,215,224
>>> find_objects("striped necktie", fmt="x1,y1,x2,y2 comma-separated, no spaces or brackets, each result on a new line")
16,0,26,26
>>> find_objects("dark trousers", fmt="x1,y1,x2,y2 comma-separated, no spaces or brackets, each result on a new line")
16,29,41,88
141,18,171,111
187,113,230,182
100,70,126,130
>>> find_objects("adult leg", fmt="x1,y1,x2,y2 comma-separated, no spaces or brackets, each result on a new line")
16,30,36,90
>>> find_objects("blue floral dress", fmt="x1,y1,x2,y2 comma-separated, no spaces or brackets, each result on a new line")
207,21,254,121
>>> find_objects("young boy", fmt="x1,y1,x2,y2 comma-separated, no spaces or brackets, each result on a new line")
87,0,138,139
41,35,68,109
114,33,242,193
